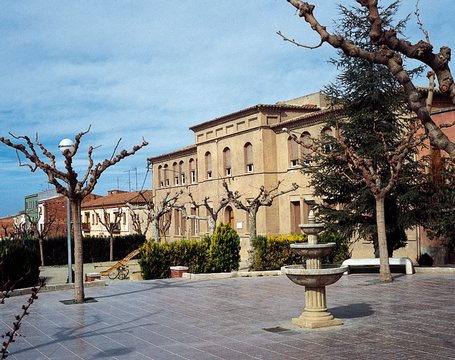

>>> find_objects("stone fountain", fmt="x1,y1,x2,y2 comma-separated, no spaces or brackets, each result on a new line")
281,211,348,328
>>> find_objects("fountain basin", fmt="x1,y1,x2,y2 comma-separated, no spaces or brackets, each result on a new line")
281,264,348,287
290,242,336,258
299,222,325,235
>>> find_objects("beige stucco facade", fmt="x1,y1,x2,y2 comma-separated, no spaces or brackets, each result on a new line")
148,91,453,264
149,92,347,259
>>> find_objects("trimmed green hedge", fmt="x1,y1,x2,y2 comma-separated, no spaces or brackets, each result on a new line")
0,240,40,288
249,234,306,271
19,234,146,266
249,232,351,271
139,224,240,279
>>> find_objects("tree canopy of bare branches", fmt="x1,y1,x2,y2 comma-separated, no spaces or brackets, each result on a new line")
284,0,455,157
223,180,299,240
0,127,148,303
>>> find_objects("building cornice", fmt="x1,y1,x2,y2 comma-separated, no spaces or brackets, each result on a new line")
189,104,319,133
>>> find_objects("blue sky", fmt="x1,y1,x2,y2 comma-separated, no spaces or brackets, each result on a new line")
1,0,454,217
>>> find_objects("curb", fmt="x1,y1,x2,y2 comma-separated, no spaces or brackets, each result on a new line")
414,266,455,274
8,280,108,298
182,270,283,280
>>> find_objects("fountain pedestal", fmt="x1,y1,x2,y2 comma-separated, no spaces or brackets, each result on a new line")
281,211,347,329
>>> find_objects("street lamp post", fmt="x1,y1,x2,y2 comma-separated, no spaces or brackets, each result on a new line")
59,138,75,283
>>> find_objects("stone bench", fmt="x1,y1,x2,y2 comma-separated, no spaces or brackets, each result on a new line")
341,257,414,275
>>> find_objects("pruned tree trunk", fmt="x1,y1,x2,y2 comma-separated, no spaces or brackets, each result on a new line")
248,209,258,240
375,195,392,283
151,218,160,243
39,239,45,267
109,236,114,261
71,199,84,303
208,216,216,236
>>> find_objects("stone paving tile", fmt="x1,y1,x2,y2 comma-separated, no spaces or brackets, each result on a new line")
2,274,455,359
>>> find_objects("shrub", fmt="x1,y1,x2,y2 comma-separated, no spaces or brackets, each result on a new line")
0,240,40,288
249,232,351,270
318,231,351,264
208,224,240,272
139,226,240,279
249,233,306,271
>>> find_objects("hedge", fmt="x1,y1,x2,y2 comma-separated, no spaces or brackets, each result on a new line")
249,232,351,271
18,234,146,266
139,224,240,279
0,240,40,289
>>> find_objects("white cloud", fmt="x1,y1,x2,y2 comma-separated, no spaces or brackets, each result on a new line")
1,0,454,216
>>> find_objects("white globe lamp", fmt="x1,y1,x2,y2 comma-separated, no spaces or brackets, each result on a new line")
58,138,76,156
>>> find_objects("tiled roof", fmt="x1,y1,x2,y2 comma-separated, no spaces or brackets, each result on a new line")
148,144,197,163
82,190,153,209
189,103,319,132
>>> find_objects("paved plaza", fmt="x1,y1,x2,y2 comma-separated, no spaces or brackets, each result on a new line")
1,273,454,359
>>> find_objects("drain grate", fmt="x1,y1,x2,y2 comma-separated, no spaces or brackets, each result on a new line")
263,326,289,333
60,297,98,305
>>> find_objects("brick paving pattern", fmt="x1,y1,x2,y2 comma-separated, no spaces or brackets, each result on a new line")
1,274,454,359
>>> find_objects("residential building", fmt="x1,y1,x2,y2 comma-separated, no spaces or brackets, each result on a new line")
81,190,153,239
0,215,16,239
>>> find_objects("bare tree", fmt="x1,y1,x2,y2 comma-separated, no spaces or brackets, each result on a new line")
223,180,299,241
25,208,59,266
282,0,455,157
287,116,425,282
94,206,123,261
187,192,230,236
127,190,182,243
0,128,148,303
0,225,7,239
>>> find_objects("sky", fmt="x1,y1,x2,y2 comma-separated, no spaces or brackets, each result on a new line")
1,0,454,217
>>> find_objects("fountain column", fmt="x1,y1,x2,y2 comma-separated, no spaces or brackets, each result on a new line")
281,211,347,329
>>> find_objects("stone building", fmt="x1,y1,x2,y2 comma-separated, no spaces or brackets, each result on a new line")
148,91,455,264
148,92,341,259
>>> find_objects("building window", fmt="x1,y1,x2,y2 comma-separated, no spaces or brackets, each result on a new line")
205,152,212,179
163,164,169,186
321,127,333,153
289,136,300,167
173,162,178,185
189,158,197,183
190,207,198,236
179,160,186,186
223,147,231,177
244,143,253,173
158,165,162,188
300,132,313,164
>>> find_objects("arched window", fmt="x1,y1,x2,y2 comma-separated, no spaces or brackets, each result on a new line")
223,147,231,177
163,164,169,186
173,162,179,185
158,165,163,187
300,132,313,164
321,127,333,153
189,158,197,184
224,206,234,228
244,143,253,173
289,136,300,167
205,152,212,179
179,160,186,185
